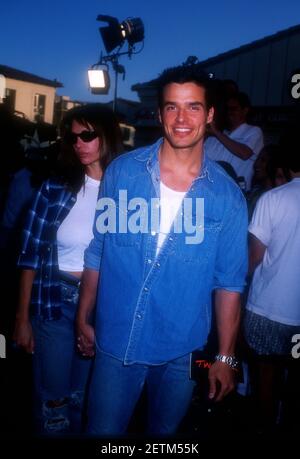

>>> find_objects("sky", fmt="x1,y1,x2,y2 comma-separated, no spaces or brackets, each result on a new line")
1,0,300,104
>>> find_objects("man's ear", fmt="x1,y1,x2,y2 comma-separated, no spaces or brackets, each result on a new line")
158,109,162,124
207,107,214,124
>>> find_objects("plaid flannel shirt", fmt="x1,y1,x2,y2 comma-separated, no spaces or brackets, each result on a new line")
18,179,76,319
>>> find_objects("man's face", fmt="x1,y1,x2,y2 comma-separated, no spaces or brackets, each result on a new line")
159,82,214,150
227,98,248,130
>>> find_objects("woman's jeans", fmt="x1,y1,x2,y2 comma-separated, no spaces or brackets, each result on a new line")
87,350,196,436
31,277,92,434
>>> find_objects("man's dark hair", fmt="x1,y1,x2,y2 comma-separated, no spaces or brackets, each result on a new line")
228,91,251,109
156,64,214,110
264,144,291,185
280,128,300,173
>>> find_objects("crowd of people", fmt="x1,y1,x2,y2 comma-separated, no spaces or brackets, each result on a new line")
0,63,299,438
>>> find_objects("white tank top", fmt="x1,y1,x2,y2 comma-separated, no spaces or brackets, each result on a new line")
57,175,100,271
156,181,186,255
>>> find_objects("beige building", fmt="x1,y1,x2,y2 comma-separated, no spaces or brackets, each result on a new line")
0,64,62,124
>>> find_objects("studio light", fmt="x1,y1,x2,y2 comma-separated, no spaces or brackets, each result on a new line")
97,15,144,54
98,15,123,54
89,14,145,111
88,65,110,95
119,18,144,46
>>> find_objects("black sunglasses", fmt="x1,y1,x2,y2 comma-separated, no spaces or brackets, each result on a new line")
66,130,98,144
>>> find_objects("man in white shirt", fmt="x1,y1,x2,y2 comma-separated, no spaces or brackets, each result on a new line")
244,137,300,430
205,92,264,191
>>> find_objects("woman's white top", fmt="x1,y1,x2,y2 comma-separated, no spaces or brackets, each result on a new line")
57,175,100,271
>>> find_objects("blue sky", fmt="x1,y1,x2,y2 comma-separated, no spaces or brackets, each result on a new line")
1,0,300,103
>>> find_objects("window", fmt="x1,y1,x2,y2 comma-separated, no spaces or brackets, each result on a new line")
34,93,46,122
4,88,16,112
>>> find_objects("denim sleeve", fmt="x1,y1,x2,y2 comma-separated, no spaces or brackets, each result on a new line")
84,165,115,271
18,181,50,270
213,192,248,292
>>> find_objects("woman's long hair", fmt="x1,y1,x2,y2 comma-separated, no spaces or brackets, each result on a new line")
58,103,123,192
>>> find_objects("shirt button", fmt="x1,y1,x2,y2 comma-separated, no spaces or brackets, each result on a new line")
169,236,173,241
156,262,160,267
136,313,142,320
144,287,149,292
151,231,156,236
147,259,152,264
47,246,51,251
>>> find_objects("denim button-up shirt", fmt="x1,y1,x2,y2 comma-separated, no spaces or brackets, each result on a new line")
85,138,248,365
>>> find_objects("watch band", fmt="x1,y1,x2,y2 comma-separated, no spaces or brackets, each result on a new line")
215,353,239,370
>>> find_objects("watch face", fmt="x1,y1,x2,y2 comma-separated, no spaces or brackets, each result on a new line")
215,354,239,369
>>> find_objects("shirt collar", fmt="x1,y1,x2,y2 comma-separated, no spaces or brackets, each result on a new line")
134,137,213,183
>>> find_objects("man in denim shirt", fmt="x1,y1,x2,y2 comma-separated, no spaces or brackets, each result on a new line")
76,65,248,435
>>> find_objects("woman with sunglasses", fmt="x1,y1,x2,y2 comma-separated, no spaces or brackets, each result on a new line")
13,104,123,434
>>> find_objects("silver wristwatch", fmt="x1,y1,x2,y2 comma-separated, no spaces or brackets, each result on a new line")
215,354,239,370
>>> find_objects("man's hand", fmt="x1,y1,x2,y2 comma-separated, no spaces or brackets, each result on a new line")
13,319,34,354
75,268,99,358
76,321,95,357
208,360,236,402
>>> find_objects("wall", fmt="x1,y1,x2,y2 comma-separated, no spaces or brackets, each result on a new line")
4,77,56,123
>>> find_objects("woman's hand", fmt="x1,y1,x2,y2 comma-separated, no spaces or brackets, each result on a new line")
76,321,95,357
13,318,34,354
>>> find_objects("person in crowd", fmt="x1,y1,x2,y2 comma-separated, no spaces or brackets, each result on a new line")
247,144,290,218
216,160,239,185
76,64,248,436
243,132,300,432
1,142,60,249
13,103,123,434
205,91,264,191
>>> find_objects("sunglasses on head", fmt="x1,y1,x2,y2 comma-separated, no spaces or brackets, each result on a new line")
66,130,98,144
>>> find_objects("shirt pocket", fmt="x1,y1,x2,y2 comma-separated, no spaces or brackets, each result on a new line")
171,216,222,264
111,199,144,247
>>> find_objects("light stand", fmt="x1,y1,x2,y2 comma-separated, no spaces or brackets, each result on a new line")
88,15,144,112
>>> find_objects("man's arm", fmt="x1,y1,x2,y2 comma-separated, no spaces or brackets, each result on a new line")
76,268,99,357
208,122,252,160
208,289,241,401
248,233,267,276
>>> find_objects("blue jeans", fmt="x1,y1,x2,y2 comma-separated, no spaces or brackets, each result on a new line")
87,351,196,436
31,278,92,434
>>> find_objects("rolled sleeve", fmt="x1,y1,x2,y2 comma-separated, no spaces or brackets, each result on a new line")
213,192,248,292
84,234,104,271
84,164,115,271
18,182,49,270
248,192,272,246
